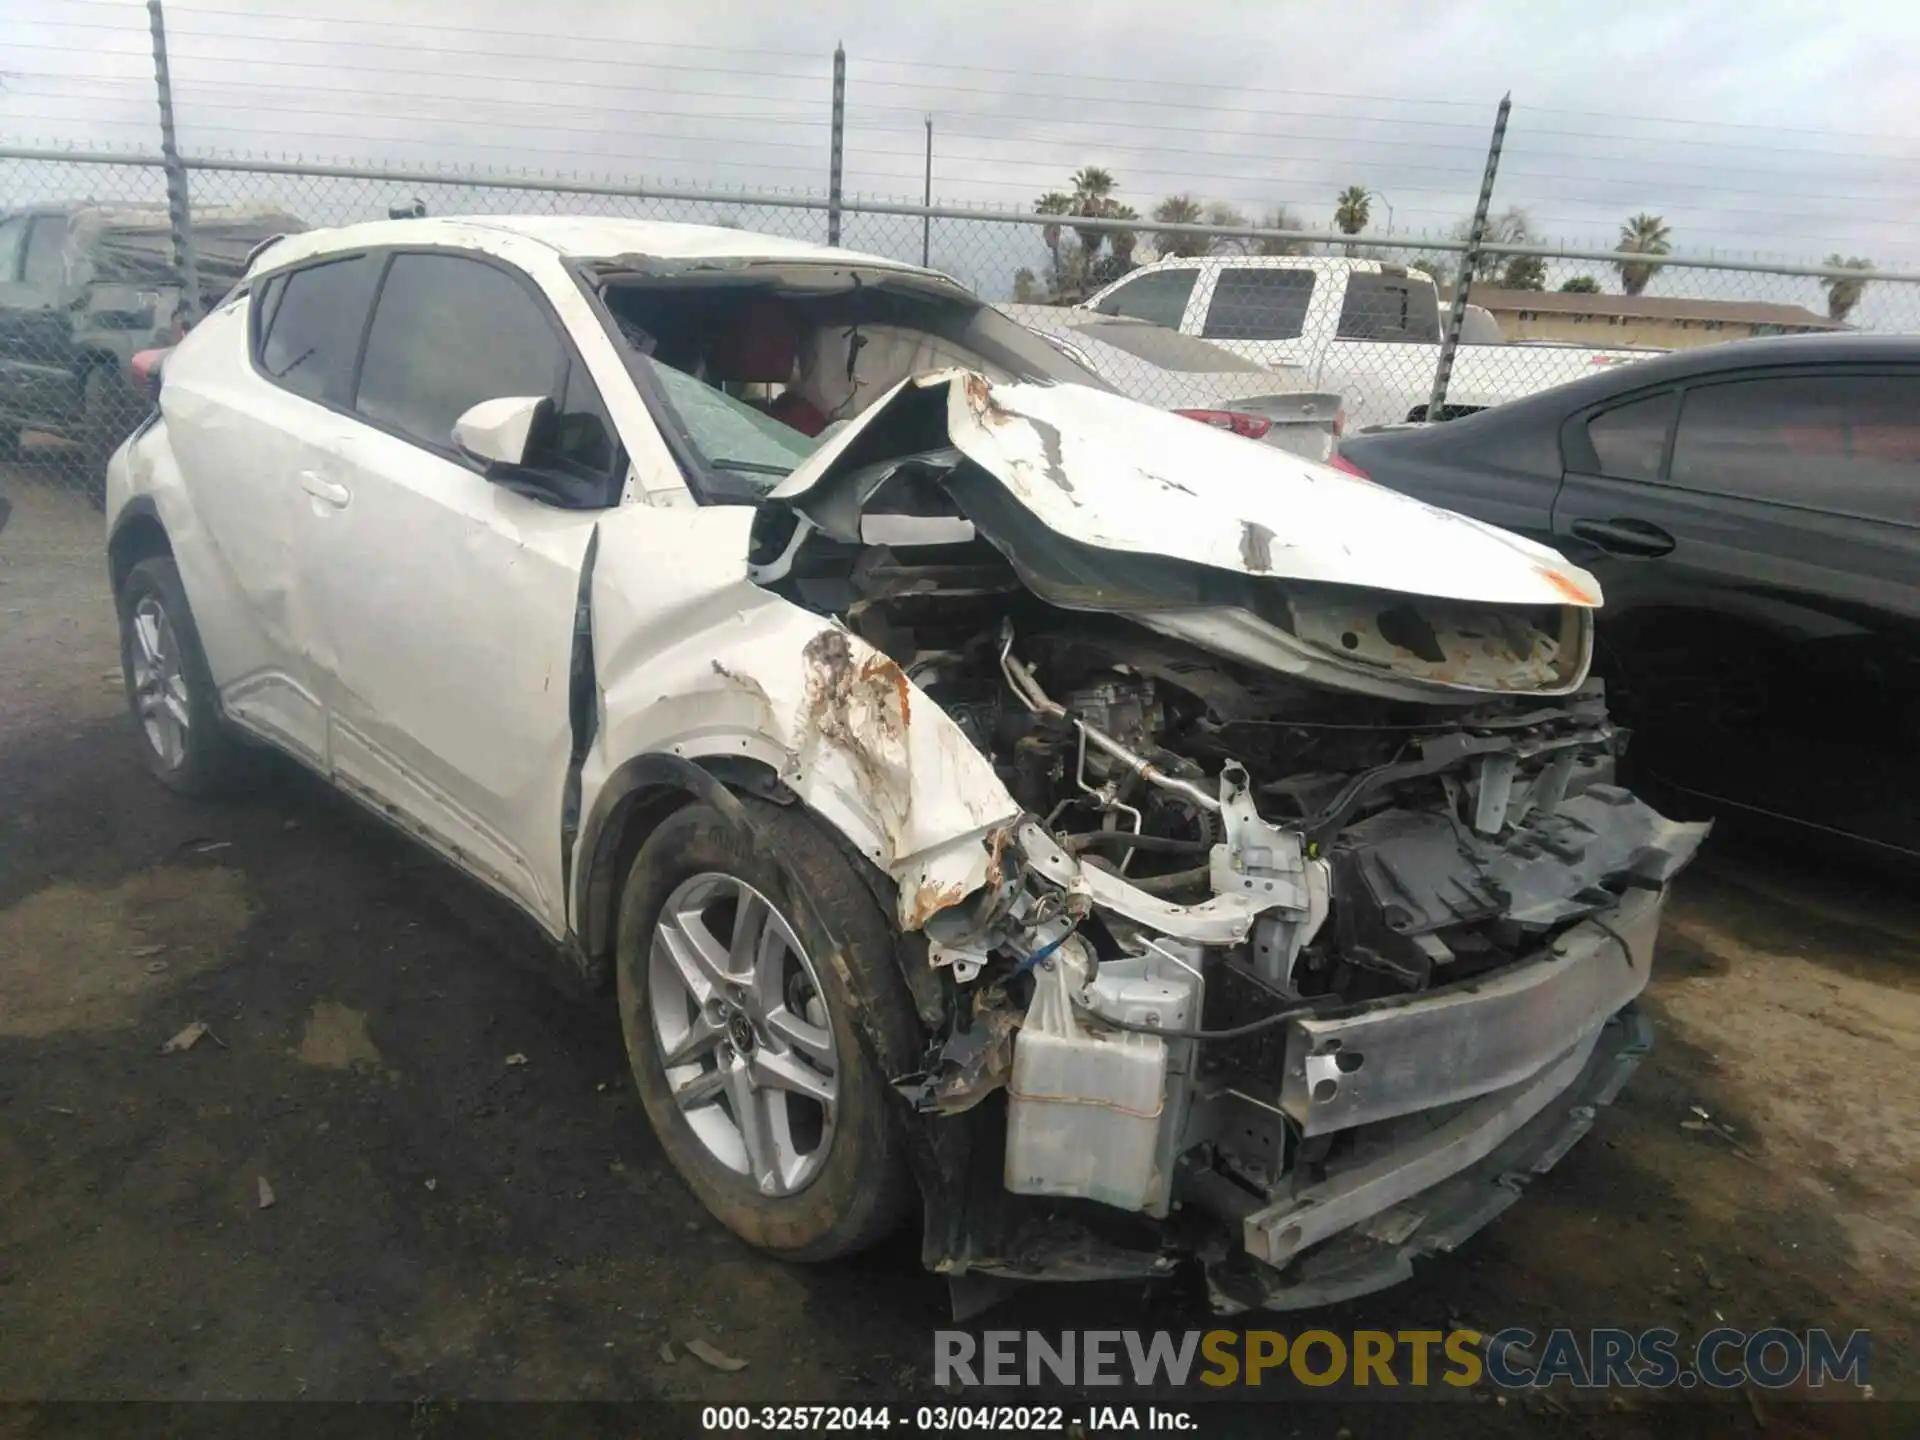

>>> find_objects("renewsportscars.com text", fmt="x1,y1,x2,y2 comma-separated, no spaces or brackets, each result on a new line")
934,1327,1871,1391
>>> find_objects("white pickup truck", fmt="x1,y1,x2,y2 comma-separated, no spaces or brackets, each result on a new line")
1079,256,1659,430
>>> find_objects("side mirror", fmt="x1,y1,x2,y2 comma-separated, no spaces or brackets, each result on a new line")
452,395,551,469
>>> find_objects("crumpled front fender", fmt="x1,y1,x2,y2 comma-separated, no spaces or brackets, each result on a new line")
577,503,1019,934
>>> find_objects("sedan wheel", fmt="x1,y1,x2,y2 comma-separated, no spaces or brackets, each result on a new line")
116,556,241,794
648,872,839,1197
128,593,192,773
616,797,921,1261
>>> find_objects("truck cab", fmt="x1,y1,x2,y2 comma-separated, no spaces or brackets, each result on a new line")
1082,256,1655,429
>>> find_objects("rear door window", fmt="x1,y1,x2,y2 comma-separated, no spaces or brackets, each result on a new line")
256,254,379,406
1201,269,1315,340
1670,373,1919,524
1337,272,1440,341
1092,267,1197,328
1584,390,1676,482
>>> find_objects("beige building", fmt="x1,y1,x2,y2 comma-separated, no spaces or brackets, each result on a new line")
1465,286,1845,350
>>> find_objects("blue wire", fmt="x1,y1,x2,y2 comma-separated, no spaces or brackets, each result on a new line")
1012,924,1076,977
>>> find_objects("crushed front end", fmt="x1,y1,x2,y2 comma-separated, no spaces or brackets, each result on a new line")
749,373,1709,1310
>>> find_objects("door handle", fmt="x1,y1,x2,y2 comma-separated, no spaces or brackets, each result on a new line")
1569,516,1674,558
299,471,351,508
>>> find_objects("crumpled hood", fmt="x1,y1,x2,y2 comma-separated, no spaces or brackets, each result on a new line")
772,372,1600,611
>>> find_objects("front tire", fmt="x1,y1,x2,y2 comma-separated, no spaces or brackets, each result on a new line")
616,797,920,1261
116,555,241,794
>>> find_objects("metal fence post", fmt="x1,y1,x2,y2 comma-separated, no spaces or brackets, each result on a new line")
827,43,845,246
146,0,200,324
921,115,932,267
1428,93,1510,420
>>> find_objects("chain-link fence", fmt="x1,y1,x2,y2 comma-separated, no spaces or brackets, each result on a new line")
3,144,1918,503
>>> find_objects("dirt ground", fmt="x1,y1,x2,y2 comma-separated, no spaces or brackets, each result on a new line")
2,468,1915,1433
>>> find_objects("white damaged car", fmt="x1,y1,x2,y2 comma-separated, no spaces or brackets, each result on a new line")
105,217,1706,1313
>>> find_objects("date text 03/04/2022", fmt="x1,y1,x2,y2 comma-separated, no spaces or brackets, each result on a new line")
699,1406,1197,1432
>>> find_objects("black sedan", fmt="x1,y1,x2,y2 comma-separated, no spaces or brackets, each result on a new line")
1336,333,1919,858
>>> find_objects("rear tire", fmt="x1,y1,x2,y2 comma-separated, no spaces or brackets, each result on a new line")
616,797,920,1261
116,556,242,795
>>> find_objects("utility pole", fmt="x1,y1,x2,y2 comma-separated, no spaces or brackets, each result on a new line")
921,115,932,267
1428,94,1509,421
827,43,845,246
146,0,200,325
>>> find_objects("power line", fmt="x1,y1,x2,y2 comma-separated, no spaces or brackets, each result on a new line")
17,24,1916,163
31,0,1920,147
2,70,845,128
104,0,1920,145
15,66,1914,193
11,79,1911,211
8,84,1913,216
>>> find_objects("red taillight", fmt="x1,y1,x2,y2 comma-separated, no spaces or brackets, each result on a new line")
1174,407,1273,440
1327,452,1371,480
129,347,170,404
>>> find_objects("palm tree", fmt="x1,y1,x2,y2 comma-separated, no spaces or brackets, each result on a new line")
1333,185,1371,236
1152,193,1206,259
1820,255,1873,322
1070,166,1117,258
1034,191,1073,280
1615,213,1672,296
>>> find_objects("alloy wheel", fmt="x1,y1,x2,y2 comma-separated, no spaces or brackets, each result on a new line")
128,594,191,771
647,872,839,1196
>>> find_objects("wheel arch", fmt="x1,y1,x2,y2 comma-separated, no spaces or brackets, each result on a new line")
572,748,951,1027
574,750,802,984
107,495,172,595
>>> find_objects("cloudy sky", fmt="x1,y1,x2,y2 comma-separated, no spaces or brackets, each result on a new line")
3,0,1916,304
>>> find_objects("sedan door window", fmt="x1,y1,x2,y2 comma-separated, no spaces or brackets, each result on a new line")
1670,374,1919,524
1583,390,1676,482
256,253,380,406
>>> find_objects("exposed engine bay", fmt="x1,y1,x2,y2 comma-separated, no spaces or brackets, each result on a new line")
745,371,1708,1311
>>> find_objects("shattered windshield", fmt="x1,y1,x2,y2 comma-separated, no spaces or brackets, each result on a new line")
638,354,822,494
